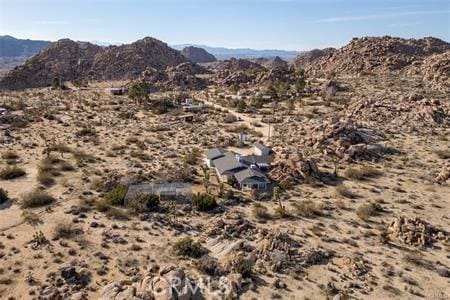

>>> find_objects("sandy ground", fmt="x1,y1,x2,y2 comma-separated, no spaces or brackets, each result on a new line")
0,75,449,300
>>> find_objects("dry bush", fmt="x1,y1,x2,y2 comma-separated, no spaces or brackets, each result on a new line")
0,166,26,180
292,200,323,218
356,203,382,221
20,190,55,208
435,149,450,159
335,185,357,199
252,203,271,220
172,237,206,258
345,165,383,180
53,223,83,240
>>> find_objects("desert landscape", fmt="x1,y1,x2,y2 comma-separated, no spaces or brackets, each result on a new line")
0,6,449,300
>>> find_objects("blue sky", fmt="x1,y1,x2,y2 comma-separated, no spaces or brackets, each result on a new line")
0,0,449,50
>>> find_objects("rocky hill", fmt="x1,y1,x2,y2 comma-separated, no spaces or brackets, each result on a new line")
292,48,335,69
251,56,287,69
0,39,102,90
181,46,217,63
307,36,449,75
0,37,196,90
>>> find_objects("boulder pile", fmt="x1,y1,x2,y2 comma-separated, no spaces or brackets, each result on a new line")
387,216,447,247
301,119,389,161
435,161,450,183
100,264,201,300
268,151,322,185
347,94,450,128
202,212,256,240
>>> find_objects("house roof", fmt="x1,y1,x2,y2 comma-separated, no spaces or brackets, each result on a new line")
241,154,272,166
234,168,270,184
214,152,244,175
205,148,226,160
254,141,270,152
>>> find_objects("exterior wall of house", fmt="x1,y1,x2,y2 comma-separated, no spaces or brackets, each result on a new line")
254,147,269,156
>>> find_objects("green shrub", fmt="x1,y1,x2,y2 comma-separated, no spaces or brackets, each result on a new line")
192,193,217,211
0,188,9,204
21,190,55,208
172,237,206,258
234,259,253,278
127,193,160,213
0,166,26,180
104,185,128,206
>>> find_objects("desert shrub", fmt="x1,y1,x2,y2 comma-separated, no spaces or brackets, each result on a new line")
52,223,83,240
106,207,130,220
252,203,271,220
127,193,160,213
345,166,382,180
223,113,237,123
273,205,289,219
172,237,206,258
0,166,26,180
435,149,450,159
233,258,253,278
335,185,357,199
192,193,217,211
2,151,19,162
36,171,55,186
104,185,128,206
292,200,323,218
356,203,382,220
0,188,9,204
21,190,55,208
183,148,200,165
21,211,42,225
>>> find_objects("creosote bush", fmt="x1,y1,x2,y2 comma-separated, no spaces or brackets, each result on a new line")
104,185,128,206
0,166,26,180
127,193,160,213
21,190,55,208
192,193,217,211
52,223,83,240
172,237,206,258
252,203,271,220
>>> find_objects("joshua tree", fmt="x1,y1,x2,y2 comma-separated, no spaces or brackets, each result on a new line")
128,81,150,105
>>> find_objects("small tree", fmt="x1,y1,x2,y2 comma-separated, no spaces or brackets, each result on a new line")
128,81,150,105
52,77,61,90
236,100,247,113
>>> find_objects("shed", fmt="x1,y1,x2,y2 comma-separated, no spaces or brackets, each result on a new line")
124,182,192,204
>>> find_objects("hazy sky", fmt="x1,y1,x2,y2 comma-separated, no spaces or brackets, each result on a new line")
0,0,449,50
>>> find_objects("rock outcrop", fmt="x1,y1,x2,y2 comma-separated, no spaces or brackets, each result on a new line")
181,46,217,63
306,36,449,75
387,216,447,247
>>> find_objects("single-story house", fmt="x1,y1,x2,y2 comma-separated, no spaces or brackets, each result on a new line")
213,152,246,182
205,147,227,168
234,168,271,190
254,141,271,156
240,154,272,171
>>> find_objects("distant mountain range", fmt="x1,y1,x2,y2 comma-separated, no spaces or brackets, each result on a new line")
171,44,301,60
